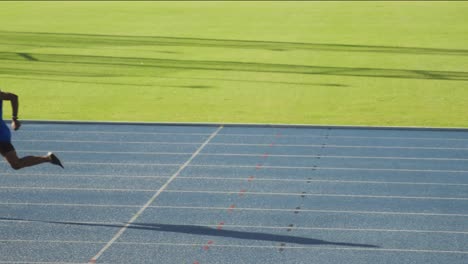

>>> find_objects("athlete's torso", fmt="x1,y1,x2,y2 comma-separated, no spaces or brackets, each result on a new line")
0,97,12,142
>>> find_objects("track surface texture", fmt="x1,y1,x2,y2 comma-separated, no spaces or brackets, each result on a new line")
0,122,467,264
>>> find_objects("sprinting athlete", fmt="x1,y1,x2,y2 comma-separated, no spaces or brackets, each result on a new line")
0,90,63,170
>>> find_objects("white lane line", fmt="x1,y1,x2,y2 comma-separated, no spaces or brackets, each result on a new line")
0,186,163,192
11,139,468,150
0,219,124,225
32,162,180,167
0,218,466,235
214,143,468,150
163,190,468,200
113,242,468,254
14,150,468,161
21,150,192,156
0,186,142,192
0,202,140,208
0,260,83,264
88,125,223,263
318,135,468,142
1,186,467,200
188,164,468,173
0,173,171,179
150,205,468,217
0,239,105,244
202,153,468,161
3,162,468,173
1,203,467,217
20,130,468,141
14,139,200,145
176,176,468,186
215,225,468,234
153,224,468,235
216,134,468,142
2,240,468,254
24,130,210,136
3,173,467,186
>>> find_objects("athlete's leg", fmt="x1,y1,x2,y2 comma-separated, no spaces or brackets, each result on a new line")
0,142,63,170
3,150,51,170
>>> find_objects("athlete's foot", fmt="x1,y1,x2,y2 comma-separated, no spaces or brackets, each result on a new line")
48,152,64,168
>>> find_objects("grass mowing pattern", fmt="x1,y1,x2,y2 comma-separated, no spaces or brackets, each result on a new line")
0,2,467,126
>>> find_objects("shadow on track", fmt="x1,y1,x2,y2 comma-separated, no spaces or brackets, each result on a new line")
0,217,378,248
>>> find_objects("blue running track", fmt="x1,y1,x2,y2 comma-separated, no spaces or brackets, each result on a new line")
0,122,467,264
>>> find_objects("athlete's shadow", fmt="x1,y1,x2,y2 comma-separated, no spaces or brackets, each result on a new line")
0,217,378,248
133,222,379,248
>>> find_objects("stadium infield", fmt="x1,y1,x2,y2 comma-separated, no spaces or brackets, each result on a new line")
1,1,468,127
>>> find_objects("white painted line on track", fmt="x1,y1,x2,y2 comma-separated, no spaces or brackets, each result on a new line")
21,130,468,142
14,149,468,161
1,186,467,200
2,203,467,217
18,150,193,156
201,153,468,161
195,225,468,235
2,240,468,255
0,202,140,208
176,176,468,186
163,190,468,200
0,260,83,264
88,125,223,263
0,219,124,225
4,162,468,173
213,143,468,151
112,242,468,255
41,162,180,167
0,173,171,179
3,172,467,186
25,130,211,136
0,162,177,167
187,164,468,173
215,133,468,142
12,139,468,150
0,186,163,192
216,134,468,142
0,239,105,244
14,139,201,145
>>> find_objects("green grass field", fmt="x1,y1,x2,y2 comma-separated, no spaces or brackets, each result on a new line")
1,1,468,127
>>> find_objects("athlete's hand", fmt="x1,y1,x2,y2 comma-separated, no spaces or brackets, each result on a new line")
12,119,21,131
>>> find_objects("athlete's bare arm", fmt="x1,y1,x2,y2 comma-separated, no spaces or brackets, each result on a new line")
0,91,21,130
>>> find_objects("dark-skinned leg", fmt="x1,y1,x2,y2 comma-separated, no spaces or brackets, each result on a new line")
3,150,51,170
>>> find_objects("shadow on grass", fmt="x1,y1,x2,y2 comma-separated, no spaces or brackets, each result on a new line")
1,51,468,81
1,74,350,89
1,30,468,56
1,70,350,88
173,85,214,89
0,217,379,248
0,76,155,87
